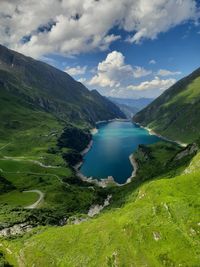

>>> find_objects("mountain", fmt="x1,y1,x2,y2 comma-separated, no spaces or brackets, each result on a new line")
0,45,125,234
0,44,125,128
108,97,153,118
134,67,200,143
109,97,153,109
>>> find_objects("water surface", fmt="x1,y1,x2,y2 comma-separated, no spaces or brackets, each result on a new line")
80,121,161,184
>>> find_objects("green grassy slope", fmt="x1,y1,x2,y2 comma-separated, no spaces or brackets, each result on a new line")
134,68,200,143
1,150,199,267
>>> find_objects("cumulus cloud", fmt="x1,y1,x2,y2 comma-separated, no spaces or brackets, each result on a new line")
133,66,152,78
125,0,198,44
127,76,176,91
89,51,151,88
157,69,181,76
64,65,87,76
0,0,198,57
149,59,156,65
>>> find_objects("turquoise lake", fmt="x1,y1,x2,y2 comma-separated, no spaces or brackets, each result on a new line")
80,121,161,184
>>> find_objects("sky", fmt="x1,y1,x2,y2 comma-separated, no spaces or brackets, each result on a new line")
1,0,200,99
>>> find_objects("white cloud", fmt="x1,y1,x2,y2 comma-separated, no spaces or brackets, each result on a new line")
157,69,181,76
0,0,198,57
89,51,151,88
149,59,156,65
127,76,176,91
125,0,198,44
133,66,152,78
64,65,87,76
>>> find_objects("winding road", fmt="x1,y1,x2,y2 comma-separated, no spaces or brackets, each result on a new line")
23,190,44,209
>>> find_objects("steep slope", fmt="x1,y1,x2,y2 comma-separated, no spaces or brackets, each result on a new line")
2,149,200,267
0,44,125,126
134,68,200,143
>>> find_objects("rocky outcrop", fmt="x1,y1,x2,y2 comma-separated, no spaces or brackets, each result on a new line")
0,223,32,237
174,143,198,161
88,195,112,217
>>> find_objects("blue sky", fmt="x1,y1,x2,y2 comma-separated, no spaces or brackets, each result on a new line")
1,0,200,98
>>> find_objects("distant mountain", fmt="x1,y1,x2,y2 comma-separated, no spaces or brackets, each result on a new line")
134,67,200,143
108,97,153,118
0,44,125,129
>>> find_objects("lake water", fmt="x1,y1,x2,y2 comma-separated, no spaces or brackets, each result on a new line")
80,121,161,184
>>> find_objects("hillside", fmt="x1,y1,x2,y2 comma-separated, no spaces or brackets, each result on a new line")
0,45,125,231
1,143,199,267
133,68,200,143
0,44,125,126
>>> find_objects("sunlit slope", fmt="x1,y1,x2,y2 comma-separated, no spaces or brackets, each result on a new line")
134,68,200,143
3,155,200,267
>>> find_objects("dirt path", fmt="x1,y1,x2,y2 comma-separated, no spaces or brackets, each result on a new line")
0,167,68,185
23,190,44,209
2,156,59,168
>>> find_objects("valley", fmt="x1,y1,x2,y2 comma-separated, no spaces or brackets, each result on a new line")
0,45,199,267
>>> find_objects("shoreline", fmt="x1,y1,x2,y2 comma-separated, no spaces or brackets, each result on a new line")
73,119,139,187
134,122,187,148
74,118,186,188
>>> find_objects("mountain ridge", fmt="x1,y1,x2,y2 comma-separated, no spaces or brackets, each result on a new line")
0,44,125,126
133,67,200,143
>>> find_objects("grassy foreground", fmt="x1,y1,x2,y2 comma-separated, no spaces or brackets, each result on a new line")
1,151,200,267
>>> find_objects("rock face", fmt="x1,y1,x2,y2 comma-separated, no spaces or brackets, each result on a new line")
88,195,112,217
0,44,125,126
0,223,32,237
174,143,198,161
133,67,200,143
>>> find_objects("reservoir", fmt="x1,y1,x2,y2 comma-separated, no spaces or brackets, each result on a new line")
80,120,161,184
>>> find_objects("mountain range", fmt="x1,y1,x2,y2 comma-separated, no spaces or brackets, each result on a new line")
108,97,153,118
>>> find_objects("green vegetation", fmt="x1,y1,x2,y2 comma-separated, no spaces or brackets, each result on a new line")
0,191,38,207
0,252,12,267
1,139,198,266
1,149,199,266
134,67,200,143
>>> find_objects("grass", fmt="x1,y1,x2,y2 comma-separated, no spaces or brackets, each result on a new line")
1,157,199,267
0,142,198,266
0,191,39,207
